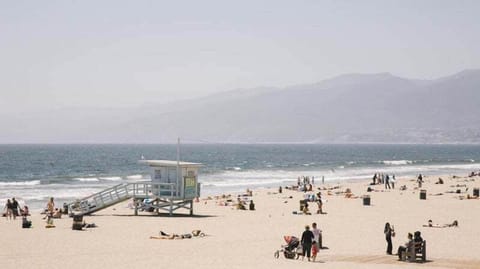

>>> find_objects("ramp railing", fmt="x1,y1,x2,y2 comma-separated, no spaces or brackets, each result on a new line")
68,182,176,215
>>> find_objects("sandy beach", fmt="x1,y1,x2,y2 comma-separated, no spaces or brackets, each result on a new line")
2,173,480,269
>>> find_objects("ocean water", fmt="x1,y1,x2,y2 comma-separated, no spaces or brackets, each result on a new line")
1,144,480,210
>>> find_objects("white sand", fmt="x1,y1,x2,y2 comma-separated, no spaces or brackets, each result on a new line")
1,174,479,269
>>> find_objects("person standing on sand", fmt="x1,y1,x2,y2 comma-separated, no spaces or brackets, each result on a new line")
385,174,391,189
384,222,394,255
47,197,55,215
391,175,396,189
417,174,423,188
4,199,13,220
301,225,315,261
11,197,20,218
312,222,322,249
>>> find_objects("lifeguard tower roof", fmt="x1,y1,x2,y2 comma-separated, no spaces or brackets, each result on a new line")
140,160,202,167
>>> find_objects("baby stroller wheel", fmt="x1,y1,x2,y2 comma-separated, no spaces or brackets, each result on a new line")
274,250,280,259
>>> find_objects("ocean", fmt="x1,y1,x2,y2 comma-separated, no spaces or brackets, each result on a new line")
1,144,480,210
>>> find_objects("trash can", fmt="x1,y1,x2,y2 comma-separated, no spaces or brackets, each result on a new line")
363,195,371,206
420,190,427,200
72,215,83,230
474,188,479,197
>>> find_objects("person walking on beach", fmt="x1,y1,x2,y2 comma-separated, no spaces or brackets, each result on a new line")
312,222,322,249
417,174,423,188
45,197,55,218
4,199,13,220
391,175,396,189
301,225,315,262
385,175,391,189
311,240,319,262
384,222,394,255
11,197,20,218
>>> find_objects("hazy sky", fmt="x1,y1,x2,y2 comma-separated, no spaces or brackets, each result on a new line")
1,0,479,112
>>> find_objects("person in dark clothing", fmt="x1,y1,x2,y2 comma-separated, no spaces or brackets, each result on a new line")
385,175,391,189
11,198,20,217
413,231,424,253
301,225,315,261
417,174,423,188
384,222,394,255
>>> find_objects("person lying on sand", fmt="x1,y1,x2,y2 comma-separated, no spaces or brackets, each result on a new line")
150,231,189,240
150,230,204,239
423,219,458,228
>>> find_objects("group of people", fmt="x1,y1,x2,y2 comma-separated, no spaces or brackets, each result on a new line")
3,197,29,220
297,175,325,193
372,173,397,189
384,222,425,261
299,223,323,262
299,191,325,215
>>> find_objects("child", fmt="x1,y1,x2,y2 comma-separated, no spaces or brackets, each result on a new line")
311,240,319,262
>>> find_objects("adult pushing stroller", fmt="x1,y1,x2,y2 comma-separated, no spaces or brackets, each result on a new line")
274,236,301,259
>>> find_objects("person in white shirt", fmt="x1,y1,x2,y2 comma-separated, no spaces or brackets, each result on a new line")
311,222,322,249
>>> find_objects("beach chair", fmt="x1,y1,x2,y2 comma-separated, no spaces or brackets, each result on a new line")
407,240,426,262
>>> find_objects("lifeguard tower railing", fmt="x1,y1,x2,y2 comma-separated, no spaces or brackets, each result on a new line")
68,181,199,216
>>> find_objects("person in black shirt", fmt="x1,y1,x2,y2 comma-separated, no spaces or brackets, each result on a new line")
301,225,315,261
11,198,20,218
384,222,394,254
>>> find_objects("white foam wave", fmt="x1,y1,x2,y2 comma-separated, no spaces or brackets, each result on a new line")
200,162,480,191
0,180,41,186
383,160,413,165
226,167,242,171
99,176,122,181
126,174,144,180
73,177,99,182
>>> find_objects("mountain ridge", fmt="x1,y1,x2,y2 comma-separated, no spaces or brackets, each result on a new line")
1,69,479,143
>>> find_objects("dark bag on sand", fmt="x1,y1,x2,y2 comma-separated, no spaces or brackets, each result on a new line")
22,217,32,228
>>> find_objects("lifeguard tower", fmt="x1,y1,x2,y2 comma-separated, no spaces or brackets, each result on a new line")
68,160,202,216
136,160,202,215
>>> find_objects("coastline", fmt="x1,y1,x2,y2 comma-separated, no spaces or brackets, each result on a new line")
1,172,480,269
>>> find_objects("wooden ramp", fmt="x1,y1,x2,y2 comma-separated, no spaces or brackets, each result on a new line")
68,182,194,216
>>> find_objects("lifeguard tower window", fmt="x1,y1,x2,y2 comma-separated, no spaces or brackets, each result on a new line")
154,170,161,180
168,168,177,183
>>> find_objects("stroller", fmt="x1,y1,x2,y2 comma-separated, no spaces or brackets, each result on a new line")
274,236,301,259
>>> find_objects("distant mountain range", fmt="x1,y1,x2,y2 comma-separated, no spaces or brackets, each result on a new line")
3,69,480,143
118,69,480,144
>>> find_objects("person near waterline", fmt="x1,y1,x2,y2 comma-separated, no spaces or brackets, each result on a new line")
391,175,396,189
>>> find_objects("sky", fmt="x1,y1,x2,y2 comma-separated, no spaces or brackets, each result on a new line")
1,0,479,113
